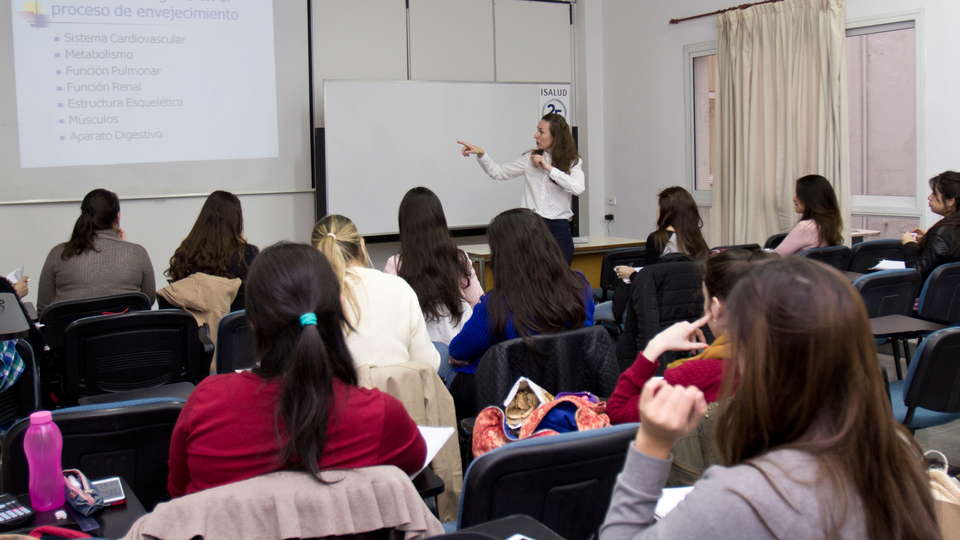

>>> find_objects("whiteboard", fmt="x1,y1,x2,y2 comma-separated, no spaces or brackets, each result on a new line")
324,80,560,236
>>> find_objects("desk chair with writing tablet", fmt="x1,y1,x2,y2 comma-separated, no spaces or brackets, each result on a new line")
763,232,788,250
798,245,852,271
888,327,960,432
848,239,905,274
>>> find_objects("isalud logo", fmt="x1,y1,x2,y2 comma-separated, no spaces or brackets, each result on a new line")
18,2,50,28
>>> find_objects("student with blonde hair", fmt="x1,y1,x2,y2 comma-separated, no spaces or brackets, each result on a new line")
311,215,440,371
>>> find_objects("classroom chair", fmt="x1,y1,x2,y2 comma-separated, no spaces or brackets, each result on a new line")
39,293,154,351
888,327,960,432
456,423,639,540
594,246,646,303
709,243,761,255
1,398,186,510
853,269,922,319
216,310,256,374
473,326,620,416
798,245,852,271
63,310,213,401
848,239,904,273
763,233,788,249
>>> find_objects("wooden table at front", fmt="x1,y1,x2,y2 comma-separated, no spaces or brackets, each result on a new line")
461,236,645,291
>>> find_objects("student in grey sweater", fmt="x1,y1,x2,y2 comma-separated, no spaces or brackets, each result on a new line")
37,189,155,313
601,258,941,540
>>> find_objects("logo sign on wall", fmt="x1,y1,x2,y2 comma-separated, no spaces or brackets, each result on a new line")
539,85,570,119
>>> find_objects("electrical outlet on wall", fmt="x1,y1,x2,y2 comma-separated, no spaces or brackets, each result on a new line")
604,213,615,221
606,196,616,205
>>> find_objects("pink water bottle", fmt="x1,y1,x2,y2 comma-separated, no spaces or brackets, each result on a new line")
23,411,65,511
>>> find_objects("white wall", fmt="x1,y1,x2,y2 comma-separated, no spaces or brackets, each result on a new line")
5,193,315,308
596,0,960,240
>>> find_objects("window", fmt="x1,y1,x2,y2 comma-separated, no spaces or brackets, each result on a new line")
684,42,717,206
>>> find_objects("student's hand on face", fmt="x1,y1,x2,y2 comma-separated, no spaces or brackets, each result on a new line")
635,379,708,460
117,228,127,241
641,314,710,361
13,277,29,299
457,141,485,158
531,154,553,172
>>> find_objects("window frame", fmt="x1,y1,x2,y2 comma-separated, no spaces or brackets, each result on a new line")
846,12,926,224
683,41,717,207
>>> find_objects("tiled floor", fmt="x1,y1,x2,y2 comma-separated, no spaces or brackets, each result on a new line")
878,342,960,467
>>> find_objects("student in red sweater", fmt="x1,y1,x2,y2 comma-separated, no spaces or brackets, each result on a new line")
168,243,426,498
607,249,775,424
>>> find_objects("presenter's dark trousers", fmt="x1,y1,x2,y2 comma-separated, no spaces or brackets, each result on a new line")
543,217,574,266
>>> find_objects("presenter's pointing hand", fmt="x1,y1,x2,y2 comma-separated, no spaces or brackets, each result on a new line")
457,141,485,158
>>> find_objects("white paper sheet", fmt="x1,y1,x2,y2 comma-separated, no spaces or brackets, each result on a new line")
654,486,694,520
5,267,23,284
411,426,455,479
870,259,906,271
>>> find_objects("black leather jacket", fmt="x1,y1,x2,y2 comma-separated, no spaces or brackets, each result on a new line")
903,225,960,283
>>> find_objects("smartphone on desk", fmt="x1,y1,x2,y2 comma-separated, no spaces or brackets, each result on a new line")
91,477,125,506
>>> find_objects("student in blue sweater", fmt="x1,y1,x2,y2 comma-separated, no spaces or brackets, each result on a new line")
445,209,595,420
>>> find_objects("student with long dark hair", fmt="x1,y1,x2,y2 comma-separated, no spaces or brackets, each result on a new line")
167,243,426,497
312,215,440,371
166,191,258,282
902,171,960,282
458,113,584,264
384,187,483,344
773,174,843,256
600,258,940,540
613,187,708,283
447,209,595,418
606,249,775,424
37,189,155,312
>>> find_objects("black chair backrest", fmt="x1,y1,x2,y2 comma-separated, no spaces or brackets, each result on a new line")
216,311,256,374
918,262,960,325
798,245,852,271
63,311,205,398
764,233,788,249
848,239,905,273
852,269,922,318
1,398,185,511
902,327,960,421
459,423,639,540
230,283,246,312
597,247,646,301
617,260,707,371
0,341,40,428
710,243,761,254
39,293,152,350
474,326,619,415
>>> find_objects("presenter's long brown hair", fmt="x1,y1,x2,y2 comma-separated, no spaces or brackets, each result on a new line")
486,209,587,347
530,113,579,174
718,258,940,540
652,187,708,260
166,191,252,281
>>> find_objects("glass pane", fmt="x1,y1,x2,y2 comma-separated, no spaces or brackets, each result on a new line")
693,55,716,191
850,215,920,241
846,28,916,197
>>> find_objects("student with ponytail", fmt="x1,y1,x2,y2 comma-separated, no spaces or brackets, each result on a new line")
37,188,155,312
311,215,440,371
167,243,426,497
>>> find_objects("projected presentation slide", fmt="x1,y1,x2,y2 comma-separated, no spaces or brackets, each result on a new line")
10,1,279,169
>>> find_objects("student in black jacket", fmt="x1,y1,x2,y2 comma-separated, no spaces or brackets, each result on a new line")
902,171,960,283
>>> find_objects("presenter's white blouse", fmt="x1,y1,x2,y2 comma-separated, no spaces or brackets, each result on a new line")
477,152,585,220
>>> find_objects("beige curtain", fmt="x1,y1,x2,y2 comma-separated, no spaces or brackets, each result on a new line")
711,0,851,246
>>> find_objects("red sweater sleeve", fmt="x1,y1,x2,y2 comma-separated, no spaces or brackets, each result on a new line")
376,393,427,475
606,353,659,424
167,392,198,499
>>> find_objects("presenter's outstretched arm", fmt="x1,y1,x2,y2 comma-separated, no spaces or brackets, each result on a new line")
458,141,485,158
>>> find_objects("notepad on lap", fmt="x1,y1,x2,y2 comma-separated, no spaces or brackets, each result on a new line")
654,486,694,519
410,426,455,479
870,260,906,271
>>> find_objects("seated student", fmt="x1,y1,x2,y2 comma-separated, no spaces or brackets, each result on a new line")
0,275,44,355
902,171,960,283
447,209,595,419
606,249,774,424
599,258,939,539
165,191,259,284
384,187,483,344
774,174,843,256
608,187,708,322
167,243,427,497
37,189,155,313
312,215,440,371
